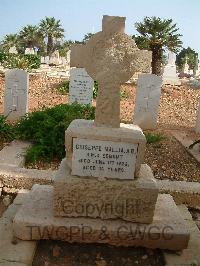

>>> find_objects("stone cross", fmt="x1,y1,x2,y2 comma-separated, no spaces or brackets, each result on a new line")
70,15,152,128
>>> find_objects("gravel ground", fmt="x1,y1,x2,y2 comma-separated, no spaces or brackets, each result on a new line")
144,130,200,182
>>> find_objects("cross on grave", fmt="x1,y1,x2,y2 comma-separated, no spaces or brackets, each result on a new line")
70,15,152,128
7,79,25,111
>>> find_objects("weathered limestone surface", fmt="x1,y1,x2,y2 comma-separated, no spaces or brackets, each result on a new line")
133,74,162,130
65,119,146,177
70,15,151,128
0,189,37,265
13,185,189,250
169,130,200,164
164,205,200,266
0,140,31,167
0,164,55,190
157,180,200,209
54,159,158,223
4,69,29,121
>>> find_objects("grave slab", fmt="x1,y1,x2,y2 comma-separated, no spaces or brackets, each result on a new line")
157,179,200,209
54,159,158,223
169,130,200,163
164,205,200,266
65,119,146,178
13,185,189,250
0,140,31,167
0,189,37,265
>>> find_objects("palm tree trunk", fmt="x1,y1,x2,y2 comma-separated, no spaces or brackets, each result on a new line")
151,44,163,75
47,34,53,56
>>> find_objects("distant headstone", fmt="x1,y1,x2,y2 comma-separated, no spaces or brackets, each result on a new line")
195,99,200,133
4,69,29,121
133,74,162,130
25,48,35,55
183,58,189,74
162,52,181,85
69,68,94,105
9,46,18,54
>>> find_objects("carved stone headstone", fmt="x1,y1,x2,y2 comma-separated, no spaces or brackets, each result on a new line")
70,15,152,128
133,74,162,130
162,52,181,85
69,68,94,105
4,69,29,121
183,57,189,74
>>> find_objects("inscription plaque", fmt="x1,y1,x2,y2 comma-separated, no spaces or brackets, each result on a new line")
72,138,138,179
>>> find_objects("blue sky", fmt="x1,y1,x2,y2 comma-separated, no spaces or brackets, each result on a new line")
0,0,200,56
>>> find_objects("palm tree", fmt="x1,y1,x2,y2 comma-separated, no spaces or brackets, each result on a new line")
133,16,182,75
0,34,19,53
39,17,64,56
18,25,44,52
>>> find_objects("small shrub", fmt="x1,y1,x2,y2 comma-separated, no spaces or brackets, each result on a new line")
0,53,40,70
93,81,98,99
24,54,40,69
15,104,95,163
56,80,69,95
0,115,15,141
145,132,166,144
0,52,7,63
120,88,128,100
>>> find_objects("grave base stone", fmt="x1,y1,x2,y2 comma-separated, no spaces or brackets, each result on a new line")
54,159,158,223
13,184,190,250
